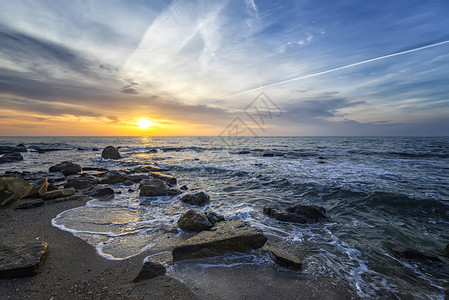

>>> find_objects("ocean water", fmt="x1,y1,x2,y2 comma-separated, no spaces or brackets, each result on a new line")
1,136,448,298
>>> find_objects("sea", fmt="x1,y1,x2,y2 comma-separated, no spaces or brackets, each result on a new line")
1,136,448,299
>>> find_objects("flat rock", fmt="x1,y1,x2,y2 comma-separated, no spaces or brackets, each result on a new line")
101,146,121,159
13,198,44,209
40,187,76,200
178,210,213,232
264,246,302,270
49,161,82,176
129,165,170,174
205,211,225,225
0,241,48,278
139,178,181,196
0,177,32,206
89,184,114,198
53,192,87,202
180,192,210,206
0,152,24,163
133,260,166,282
391,247,442,262
150,172,177,185
172,220,267,261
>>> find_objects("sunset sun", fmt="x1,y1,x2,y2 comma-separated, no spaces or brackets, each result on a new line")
136,118,155,129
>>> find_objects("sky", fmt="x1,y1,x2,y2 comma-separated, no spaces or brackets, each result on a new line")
0,0,448,136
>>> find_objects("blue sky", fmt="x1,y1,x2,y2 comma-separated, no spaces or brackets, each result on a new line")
0,0,448,135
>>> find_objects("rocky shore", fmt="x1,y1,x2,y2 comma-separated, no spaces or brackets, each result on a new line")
3,144,444,298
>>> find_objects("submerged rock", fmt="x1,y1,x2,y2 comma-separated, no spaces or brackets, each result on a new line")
264,246,302,270
133,260,166,282
0,177,32,206
180,192,210,206
391,247,442,262
263,204,327,224
150,172,177,185
172,220,267,261
445,244,449,258
0,241,48,278
40,187,76,200
139,178,181,196
178,210,213,232
237,151,251,154
101,146,121,159
49,161,81,176
0,152,24,163
89,184,114,198
180,185,188,191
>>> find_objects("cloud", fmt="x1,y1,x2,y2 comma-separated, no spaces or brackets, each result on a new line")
120,79,139,94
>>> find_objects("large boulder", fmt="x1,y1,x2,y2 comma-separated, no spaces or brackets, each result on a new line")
89,184,114,198
0,241,48,278
101,146,121,159
139,178,181,196
40,187,76,200
99,170,128,184
178,210,213,232
0,177,32,206
49,161,81,176
172,220,267,261
180,192,210,206
150,172,177,185
133,260,166,282
263,204,327,224
0,153,24,163
391,247,442,262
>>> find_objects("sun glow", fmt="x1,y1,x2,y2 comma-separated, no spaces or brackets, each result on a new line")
136,118,156,129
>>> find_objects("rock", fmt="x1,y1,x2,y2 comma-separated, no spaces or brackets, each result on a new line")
0,177,32,206
205,211,225,225
180,192,210,206
65,177,98,190
180,185,188,190
92,148,100,151
148,149,158,153
264,246,302,270
0,145,26,154
237,151,251,154
89,184,114,198
129,165,170,173
262,153,274,157
49,161,82,176
263,204,327,224
40,187,76,200
133,260,166,282
0,152,24,163
150,172,177,185
100,170,128,184
162,147,183,152
445,244,449,258
77,147,89,151
139,178,181,196
82,167,108,171
0,241,48,278
172,220,267,261
53,192,87,202
13,198,44,209
101,146,121,159
391,247,442,262
126,174,149,183
178,210,213,232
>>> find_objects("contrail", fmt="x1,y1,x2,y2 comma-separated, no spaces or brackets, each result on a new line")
221,40,449,99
